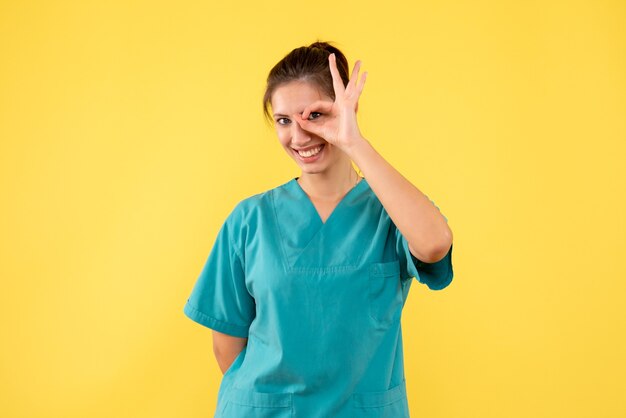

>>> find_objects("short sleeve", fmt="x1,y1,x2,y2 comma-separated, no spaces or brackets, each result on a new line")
394,196,454,291
183,211,256,338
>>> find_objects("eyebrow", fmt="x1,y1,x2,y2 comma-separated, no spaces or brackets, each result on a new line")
273,111,306,118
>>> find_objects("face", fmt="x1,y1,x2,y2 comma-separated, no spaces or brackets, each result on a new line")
270,81,342,175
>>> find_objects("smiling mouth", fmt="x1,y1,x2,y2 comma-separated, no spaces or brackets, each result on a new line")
293,144,325,158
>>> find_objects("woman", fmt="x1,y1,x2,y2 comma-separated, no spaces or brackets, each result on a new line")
184,41,454,417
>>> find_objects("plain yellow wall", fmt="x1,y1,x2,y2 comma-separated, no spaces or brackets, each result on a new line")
1,1,625,417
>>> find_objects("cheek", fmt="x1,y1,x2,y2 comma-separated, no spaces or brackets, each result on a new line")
276,130,291,148
276,128,291,145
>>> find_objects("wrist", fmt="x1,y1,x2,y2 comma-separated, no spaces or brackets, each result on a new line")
343,135,370,159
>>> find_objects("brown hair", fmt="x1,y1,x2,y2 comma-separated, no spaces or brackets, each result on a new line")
262,41,350,124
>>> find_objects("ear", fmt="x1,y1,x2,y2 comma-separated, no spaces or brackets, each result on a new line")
355,102,359,113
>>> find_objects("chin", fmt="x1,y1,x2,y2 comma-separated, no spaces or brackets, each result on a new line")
289,150,337,175
301,168,322,174
298,164,317,171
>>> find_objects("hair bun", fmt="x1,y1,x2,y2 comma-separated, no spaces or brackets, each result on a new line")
308,41,340,55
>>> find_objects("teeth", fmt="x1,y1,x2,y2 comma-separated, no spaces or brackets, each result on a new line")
298,146,322,157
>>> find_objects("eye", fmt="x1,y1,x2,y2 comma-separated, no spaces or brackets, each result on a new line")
307,112,322,121
276,117,290,126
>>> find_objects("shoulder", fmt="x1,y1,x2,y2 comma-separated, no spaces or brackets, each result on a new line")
221,180,292,252
224,178,293,226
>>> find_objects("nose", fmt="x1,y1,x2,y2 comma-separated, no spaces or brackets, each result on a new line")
290,116,312,146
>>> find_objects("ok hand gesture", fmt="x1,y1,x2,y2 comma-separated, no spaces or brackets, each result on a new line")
295,53,368,152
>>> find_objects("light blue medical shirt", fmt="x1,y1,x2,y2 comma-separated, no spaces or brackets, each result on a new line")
184,177,454,417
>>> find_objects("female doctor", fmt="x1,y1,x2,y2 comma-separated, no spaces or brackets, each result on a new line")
184,41,454,417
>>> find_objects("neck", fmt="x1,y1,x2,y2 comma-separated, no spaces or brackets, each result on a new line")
297,160,360,201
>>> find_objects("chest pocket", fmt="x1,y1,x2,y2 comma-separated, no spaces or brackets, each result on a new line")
368,260,403,328
221,387,293,417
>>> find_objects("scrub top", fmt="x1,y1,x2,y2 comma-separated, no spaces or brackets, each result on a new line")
184,176,454,418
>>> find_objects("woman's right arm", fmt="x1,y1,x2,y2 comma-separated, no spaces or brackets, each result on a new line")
212,330,248,374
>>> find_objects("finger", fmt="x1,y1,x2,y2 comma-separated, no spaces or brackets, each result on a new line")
348,60,362,91
328,53,345,97
356,71,367,96
301,100,334,119
295,116,324,137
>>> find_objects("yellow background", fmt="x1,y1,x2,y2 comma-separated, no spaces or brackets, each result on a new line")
1,0,624,417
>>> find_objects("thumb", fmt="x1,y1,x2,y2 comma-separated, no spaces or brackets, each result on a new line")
301,100,334,119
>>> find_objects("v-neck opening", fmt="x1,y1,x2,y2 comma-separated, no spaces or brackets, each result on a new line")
292,176,367,226
272,176,371,270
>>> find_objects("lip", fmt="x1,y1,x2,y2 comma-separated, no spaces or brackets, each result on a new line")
292,144,325,151
293,143,325,162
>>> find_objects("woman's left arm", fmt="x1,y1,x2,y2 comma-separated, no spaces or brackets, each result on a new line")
296,54,452,263
346,138,453,264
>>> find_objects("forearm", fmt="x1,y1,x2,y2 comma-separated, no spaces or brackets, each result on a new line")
346,137,453,263
212,332,248,375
